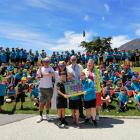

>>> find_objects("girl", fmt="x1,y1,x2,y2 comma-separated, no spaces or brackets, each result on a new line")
56,71,68,126
101,82,112,112
80,72,97,127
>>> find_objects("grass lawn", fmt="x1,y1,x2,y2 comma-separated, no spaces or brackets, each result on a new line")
1,67,140,116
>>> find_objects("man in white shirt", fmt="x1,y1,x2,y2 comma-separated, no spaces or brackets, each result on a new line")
36,57,55,123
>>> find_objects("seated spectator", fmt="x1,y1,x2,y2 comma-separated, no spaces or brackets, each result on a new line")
134,92,140,111
0,79,7,112
131,78,140,94
117,87,129,112
101,82,111,112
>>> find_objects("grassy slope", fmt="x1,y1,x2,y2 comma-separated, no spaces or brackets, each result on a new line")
2,67,140,116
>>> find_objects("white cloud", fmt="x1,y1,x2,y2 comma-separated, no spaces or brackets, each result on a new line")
51,31,93,51
136,28,140,36
0,22,95,53
104,3,110,13
111,35,131,49
84,15,90,21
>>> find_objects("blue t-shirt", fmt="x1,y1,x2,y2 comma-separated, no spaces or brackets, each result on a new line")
82,79,96,101
131,82,140,92
118,92,129,104
31,87,39,98
14,73,22,80
0,84,7,96
1,53,7,63
10,51,15,59
135,94,140,103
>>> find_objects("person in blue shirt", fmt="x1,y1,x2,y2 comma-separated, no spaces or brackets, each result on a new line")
118,87,129,112
15,49,20,63
135,92,140,111
131,78,140,93
80,71,97,126
30,83,39,107
113,72,120,84
132,72,139,79
10,49,15,63
6,84,16,102
14,69,22,86
1,50,7,63
22,50,28,63
0,79,7,112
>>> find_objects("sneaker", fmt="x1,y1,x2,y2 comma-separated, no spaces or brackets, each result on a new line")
36,116,43,123
63,119,68,125
46,114,51,121
85,118,90,124
58,121,63,126
92,120,97,127
95,115,100,121
76,122,81,128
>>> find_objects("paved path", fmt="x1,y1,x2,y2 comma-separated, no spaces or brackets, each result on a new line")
0,116,140,140
0,114,35,126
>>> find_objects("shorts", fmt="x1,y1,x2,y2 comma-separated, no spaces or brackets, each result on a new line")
84,99,96,109
57,97,67,109
69,99,80,110
16,94,25,103
0,96,4,105
39,88,53,104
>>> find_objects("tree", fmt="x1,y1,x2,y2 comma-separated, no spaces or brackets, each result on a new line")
80,37,112,53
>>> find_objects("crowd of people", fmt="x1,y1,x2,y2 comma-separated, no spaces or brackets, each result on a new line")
0,47,140,128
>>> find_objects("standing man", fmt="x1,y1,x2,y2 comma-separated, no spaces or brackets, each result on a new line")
36,57,55,123
67,55,84,118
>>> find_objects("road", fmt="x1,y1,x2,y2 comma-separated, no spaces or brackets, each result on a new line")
0,115,140,140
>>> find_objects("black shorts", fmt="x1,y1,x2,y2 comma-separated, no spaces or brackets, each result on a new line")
0,96,4,105
84,99,96,109
69,99,80,110
16,94,25,103
57,97,67,109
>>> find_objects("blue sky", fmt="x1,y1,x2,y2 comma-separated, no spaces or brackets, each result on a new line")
0,0,140,54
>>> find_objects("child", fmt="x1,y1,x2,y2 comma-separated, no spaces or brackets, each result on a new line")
131,78,140,94
67,73,81,127
118,87,129,112
6,84,16,103
12,77,28,112
0,79,7,112
30,83,39,107
80,72,97,126
56,71,68,126
134,92,140,111
101,82,111,112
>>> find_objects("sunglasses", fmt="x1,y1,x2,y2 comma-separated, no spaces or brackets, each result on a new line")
59,64,65,67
